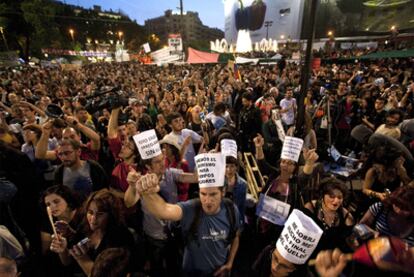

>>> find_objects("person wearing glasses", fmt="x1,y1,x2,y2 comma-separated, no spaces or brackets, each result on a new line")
53,138,108,199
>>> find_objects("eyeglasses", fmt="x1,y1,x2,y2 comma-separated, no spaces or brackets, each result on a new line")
57,150,74,157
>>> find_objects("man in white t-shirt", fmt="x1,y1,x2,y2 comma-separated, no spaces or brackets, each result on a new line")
279,87,297,129
166,112,203,171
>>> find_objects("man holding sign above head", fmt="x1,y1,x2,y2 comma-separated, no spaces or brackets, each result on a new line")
129,152,242,277
254,134,319,251
252,209,323,277
124,129,198,277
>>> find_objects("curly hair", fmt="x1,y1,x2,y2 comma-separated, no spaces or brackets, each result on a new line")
383,186,414,220
318,177,348,203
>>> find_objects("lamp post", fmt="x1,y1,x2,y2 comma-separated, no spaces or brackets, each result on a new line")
264,21,273,40
0,27,9,51
118,31,123,43
69,28,75,41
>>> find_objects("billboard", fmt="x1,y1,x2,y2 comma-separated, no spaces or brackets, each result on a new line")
224,0,305,44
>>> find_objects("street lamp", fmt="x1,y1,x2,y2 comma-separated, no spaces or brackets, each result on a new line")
264,21,273,40
118,31,123,41
280,34,285,40
0,26,9,51
327,30,333,37
69,28,75,41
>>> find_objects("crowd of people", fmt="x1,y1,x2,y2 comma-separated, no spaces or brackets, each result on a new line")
0,56,414,277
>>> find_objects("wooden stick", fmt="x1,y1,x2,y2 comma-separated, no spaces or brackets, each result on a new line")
308,253,353,266
46,206,58,237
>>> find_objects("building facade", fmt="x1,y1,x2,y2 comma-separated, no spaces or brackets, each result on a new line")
145,10,224,44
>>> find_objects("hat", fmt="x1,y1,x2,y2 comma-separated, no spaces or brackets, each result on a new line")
159,134,181,151
195,153,226,188
276,209,323,265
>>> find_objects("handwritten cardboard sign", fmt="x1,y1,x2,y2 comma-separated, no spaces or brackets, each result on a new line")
133,129,162,159
276,209,323,264
195,153,225,188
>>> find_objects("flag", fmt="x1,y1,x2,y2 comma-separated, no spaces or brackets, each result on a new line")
234,62,242,80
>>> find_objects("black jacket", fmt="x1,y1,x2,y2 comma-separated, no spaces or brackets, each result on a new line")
54,159,109,192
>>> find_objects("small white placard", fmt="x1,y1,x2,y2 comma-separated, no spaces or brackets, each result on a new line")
281,136,304,162
143,43,151,53
133,129,161,160
195,153,226,188
221,139,238,159
256,194,291,226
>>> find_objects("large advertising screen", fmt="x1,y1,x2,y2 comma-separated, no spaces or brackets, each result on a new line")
224,0,305,44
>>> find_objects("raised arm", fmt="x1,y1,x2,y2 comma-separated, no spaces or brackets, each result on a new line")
20,100,46,118
124,169,141,208
65,116,100,151
35,120,58,160
136,173,183,221
107,107,120,139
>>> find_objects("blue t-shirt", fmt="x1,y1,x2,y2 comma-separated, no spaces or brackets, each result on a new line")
178,199,241,276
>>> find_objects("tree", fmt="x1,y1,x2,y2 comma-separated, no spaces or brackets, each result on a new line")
21,0,63,57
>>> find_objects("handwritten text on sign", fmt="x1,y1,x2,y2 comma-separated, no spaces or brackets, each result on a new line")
276,209,323,264
133,129,162,159
281,136,304,162
195,153,225,188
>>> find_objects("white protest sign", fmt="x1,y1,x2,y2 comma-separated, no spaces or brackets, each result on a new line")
143,43,151,53
256,194,291,226
276,209,323,264
133,129,162,160
221,139,237,159
195,153,225,188
281,136,304,162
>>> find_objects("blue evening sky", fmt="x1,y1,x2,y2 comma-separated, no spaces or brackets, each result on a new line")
60,0,225,30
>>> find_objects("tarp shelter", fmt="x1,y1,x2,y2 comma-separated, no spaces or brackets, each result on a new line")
187,47,219,64
359,49,414,59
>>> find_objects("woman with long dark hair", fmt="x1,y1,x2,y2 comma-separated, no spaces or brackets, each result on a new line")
50,189,134,276
40,185,82,276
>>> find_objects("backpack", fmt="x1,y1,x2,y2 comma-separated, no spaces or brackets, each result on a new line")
185,198,237,246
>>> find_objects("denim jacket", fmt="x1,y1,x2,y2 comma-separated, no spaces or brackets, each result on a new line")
225,174,247,224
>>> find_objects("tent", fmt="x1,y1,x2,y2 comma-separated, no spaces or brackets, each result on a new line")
187,47,219,64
